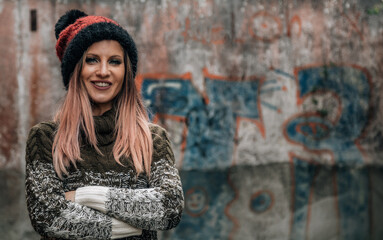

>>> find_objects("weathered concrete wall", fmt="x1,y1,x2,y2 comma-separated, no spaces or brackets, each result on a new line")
1,0,383,239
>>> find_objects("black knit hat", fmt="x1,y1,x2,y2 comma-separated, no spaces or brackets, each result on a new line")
55,9,138,89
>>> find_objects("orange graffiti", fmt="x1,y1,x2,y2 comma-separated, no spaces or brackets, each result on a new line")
248,11,283,42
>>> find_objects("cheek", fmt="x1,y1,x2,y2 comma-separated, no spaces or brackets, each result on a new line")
80,67,92,80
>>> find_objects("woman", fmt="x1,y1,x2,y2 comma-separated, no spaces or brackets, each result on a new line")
25,10,184,240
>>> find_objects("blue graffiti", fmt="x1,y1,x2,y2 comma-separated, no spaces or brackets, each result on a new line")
285,116,333,144
142,66,372,239
286,66,370,163
286,66,371,240
290,157,320,240
172,170,234,240
141,76,261,169
141,76,261,239
250,191,273,213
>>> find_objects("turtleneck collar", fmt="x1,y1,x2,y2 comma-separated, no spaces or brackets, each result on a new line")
93,106,117,146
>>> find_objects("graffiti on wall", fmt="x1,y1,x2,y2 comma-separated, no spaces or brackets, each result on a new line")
139,70,266,239
139,63,374,239
285,65,372,240
139,69,265,169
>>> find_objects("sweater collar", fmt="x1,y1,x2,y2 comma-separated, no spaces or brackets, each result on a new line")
93,106,117,145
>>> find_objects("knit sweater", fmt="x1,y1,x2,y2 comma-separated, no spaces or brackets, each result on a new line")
25,108,184,240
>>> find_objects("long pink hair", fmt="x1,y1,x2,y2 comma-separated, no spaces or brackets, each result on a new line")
52,52,153,179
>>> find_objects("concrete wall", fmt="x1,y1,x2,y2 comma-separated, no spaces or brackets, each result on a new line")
1,0,383,239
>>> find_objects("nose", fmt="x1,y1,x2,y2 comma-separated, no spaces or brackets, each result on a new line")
97,61,110,77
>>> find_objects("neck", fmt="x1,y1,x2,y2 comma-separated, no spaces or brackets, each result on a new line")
92,102,112,116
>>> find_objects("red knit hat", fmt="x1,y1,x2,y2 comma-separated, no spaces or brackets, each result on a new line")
55,10,138,89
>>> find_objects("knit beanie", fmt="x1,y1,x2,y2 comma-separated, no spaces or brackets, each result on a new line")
55,9,138,89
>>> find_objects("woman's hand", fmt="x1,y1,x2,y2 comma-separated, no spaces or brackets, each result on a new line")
65,191,76,202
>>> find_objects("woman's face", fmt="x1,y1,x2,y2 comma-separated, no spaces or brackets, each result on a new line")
81,40,125,115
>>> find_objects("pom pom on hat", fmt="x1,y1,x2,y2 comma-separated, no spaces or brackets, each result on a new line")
54,9,138,89
55,10,87,39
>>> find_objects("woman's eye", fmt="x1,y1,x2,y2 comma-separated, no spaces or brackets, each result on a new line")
110,59,122,65
85,57,98,64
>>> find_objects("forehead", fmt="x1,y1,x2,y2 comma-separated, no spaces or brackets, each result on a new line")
86,40,124,56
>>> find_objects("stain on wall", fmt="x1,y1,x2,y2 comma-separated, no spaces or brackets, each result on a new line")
1,0,383,239
0,0,18,169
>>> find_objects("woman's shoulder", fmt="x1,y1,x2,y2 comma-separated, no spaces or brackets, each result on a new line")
148,123,175,163
27,121,57,142
148,123,172,147
148,122,168,137
25,121,57,162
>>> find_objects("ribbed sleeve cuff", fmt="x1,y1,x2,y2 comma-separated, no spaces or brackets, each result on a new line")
75,186,109,213
111,218,142,239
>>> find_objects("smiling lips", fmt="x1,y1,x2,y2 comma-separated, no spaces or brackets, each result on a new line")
91,81,112,90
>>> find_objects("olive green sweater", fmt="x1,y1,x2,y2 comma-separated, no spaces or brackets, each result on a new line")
25,108,184,240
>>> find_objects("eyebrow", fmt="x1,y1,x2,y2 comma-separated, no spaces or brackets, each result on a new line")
85,53,123,58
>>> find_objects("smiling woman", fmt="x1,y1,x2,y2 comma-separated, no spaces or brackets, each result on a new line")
24,9,184,240
81,40,125,116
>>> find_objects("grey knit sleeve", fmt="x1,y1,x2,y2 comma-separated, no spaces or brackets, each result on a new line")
76,125,184,231
107,125,184,230
25,124,114,239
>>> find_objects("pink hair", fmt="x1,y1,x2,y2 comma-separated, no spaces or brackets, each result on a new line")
52,53,153,179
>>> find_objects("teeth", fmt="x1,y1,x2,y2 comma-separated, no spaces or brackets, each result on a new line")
94,82,110,87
